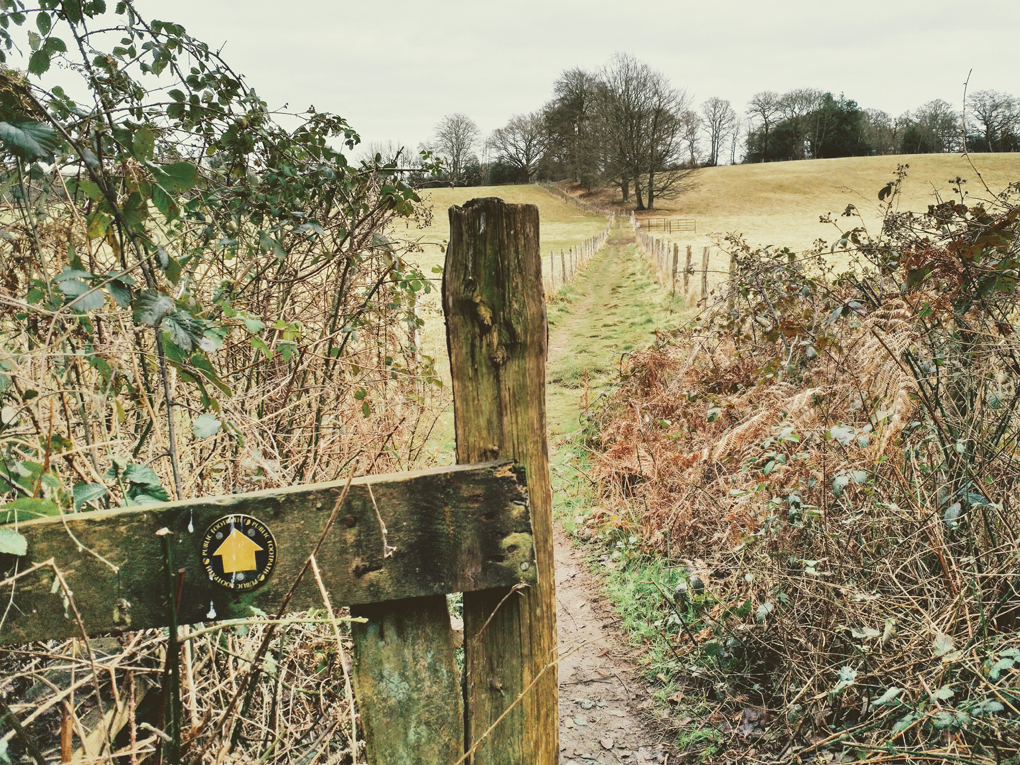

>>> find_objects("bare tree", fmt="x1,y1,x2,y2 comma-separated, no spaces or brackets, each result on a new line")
431,113,480,182
680,110,701,167
598,53,691,210
778,88,823,159
967,90,1019,152
862,109,898,155
701,97,736,166
746,90,781,162
730,115,744,164
487,112,548,183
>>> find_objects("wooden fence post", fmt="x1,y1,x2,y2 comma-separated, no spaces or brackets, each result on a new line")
727,251,737,312
671,243,679,299
445,198,558,764
684,244,692,295
560,249,566,285
550,251,555,291
701,246,710,302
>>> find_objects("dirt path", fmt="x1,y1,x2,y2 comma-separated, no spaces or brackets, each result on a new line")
547,229,676,763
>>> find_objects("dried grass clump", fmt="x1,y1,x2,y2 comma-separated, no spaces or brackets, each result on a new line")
588,207,1020,761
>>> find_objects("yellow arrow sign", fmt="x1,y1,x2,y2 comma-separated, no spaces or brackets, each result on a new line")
213,528,264,574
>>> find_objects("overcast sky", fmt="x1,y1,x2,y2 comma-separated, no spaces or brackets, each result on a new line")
124,0,1020,153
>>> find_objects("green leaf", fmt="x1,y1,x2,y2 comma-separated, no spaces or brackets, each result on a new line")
132,125,154,161
243,317,265,333
192,413,221,440
86,208,110,239
123,463,160,487
151,161,200,192
133,290,174,326
892,713,918,735
36,11,51,35
73,482,107,511
58,279,105,311
106,277,133,308
163,309,205,351
872,687,902,706
931,685,955,701
151,184,178,219
28,49,50,75
250,336,271,359
972,699,1004,716
0,119,60,161
0,528,27,556
258,230,286,259
0,497,59,524
932,633,955,657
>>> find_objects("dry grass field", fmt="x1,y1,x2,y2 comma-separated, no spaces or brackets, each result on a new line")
391,184,610,276
624,153,1020,290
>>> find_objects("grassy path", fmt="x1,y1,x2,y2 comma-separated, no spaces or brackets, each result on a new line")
548,223,682,762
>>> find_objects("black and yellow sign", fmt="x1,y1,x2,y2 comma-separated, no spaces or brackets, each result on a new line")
201,514,277,591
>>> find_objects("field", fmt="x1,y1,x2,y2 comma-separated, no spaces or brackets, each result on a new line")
624,153,1020,290
392,184,610,276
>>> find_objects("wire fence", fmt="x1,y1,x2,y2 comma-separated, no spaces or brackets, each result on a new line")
538,182,628,217
631,214,733,307
545,213,615,297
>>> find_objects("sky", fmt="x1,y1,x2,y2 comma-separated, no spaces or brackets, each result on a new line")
38,1,1020,154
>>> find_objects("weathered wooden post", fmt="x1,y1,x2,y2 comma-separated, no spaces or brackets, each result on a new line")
560,249,566,285
701,246,710,302
727,251,738,312
671,243,679,300
445,198,557,764
684,244,692,296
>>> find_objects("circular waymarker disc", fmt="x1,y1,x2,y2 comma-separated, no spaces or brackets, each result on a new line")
201,514,277,591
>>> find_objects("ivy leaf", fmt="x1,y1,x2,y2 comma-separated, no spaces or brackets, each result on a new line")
0,528,28,556
73,482,107,511
192,413,221,440
133,290,174,326
0,119,60,161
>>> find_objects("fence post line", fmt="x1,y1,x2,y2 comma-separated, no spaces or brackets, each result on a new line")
671,243,679,299
727,251,737,312
560,249,566,285
684,244,692,295
445,198,558,764
701,246,710,302
550,251,555,291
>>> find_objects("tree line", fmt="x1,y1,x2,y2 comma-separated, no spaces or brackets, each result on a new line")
396,55,1018,209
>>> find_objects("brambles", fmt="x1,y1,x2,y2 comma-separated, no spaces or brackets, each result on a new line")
586,168,1020,761
1,2,441,761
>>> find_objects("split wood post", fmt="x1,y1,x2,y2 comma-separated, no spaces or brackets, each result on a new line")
684,244,692,296
445,198,558,764
701,246,710,302
671,243,679,300
727,251,738,312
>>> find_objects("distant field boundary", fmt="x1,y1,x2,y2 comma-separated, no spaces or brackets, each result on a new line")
538,182,627,217
639,216,696,233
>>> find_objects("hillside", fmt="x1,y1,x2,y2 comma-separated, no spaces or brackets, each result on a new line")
594,154,1020,279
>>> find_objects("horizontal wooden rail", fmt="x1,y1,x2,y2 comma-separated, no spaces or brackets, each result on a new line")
0,461,535,645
